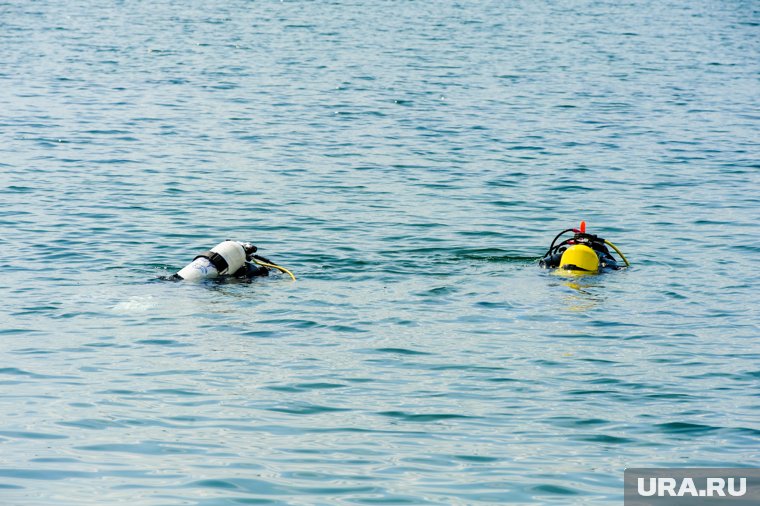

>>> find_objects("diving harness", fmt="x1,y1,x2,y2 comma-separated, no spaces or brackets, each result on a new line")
539,221,630,273
176,241,295,281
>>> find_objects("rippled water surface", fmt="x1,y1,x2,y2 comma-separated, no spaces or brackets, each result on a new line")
1,0,759,504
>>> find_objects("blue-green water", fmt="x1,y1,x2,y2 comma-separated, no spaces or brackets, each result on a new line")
1,0,758,504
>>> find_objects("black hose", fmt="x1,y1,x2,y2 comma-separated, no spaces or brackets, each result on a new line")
251,254,274,265
543,228,576,258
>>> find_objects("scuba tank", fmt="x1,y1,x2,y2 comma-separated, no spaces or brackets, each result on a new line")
539,221,629,273
173,241,296,281
176,241,257,281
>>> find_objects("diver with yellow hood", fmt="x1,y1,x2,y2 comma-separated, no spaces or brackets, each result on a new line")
539,221,630,273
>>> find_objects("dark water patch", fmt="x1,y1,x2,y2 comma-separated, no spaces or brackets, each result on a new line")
587,378,623,385
377,411,475,422
57,418,130,430
452,454,500,463
76,441,219,455
191,479,240,490
458,230,508,238
649,422,760,438
97,389,142,396
4,185,35,193
298,485,380,495
531,484,584,496
575,434,636,444
548,417,611,428
507,145,544,151
0,431,68,440
644,392,695,400
83,342,129,348
0,367,74,380
341,377,376,384
267,403,350,415
306,427,428,436
292,382,346,390
580,358,618,364
327,324,367,333
430,364,508,373
565,389,620,396
372,348,433,356
128,369,201,377
29,458,80,463
475,301,514,309
653,422,720,434
0,328,42,336
0,469,93,480
256,319,320,329
487,377,519,383
240,329,285,338
147,388,208,397
266,382,346,393
185,477,290,495
13,304,63,315
135,339,190,347
353,497,432,505
681,371,745,381
415,285,457,296
194,498,279,505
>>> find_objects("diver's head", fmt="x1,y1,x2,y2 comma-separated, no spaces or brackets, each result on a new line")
559,244,599,274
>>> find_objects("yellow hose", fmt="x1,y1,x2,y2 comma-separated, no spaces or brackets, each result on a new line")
251,259,296,281
604,240,630,267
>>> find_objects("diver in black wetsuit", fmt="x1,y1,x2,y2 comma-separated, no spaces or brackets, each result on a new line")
539,222,629,273
171,241,294,281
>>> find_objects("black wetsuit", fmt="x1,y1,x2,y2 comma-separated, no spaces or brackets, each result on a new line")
240,262,270,278
539,236,621,270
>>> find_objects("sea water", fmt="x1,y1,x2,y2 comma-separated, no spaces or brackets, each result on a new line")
1,0,758,504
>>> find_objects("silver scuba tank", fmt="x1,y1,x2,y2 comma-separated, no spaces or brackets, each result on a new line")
176,241,252,281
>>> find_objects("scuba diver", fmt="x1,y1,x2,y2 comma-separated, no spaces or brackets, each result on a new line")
539,221,630,273
171,240,295,281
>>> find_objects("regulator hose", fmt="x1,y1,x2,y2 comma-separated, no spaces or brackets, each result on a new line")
250,255,297,281
603,240,630,267
544,228,576,258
